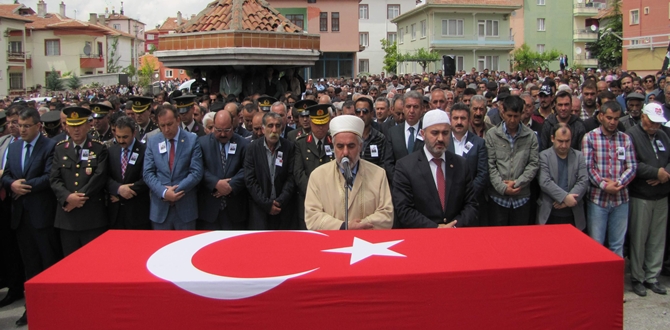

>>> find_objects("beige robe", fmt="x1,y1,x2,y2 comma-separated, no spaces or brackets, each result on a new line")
305,159,393,230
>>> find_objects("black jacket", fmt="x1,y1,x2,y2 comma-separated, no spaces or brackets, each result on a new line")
626,124,670,200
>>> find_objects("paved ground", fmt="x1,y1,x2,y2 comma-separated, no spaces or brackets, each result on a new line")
0,262,668,329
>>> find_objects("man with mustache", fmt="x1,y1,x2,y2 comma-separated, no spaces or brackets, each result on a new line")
393,110,478,228
469,95,494,138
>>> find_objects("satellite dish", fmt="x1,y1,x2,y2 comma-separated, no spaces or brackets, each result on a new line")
590,24,598,32
83,42,91,56
576,47,582,55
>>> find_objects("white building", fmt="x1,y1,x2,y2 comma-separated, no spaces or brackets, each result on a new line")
357,0,418,75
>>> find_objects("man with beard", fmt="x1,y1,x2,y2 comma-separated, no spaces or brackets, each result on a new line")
617,74,634,110
540,90,587,151
305,115,393,230
580,81,598,120
287,100,317,141
393,109,478,228
532,85,554,125
620,92,646,131
469,95,494,138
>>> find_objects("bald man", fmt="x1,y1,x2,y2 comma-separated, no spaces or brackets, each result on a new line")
197,110,250,230
251,112,264,141
224,102,252,138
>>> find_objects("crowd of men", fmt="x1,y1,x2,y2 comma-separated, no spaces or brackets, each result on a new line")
1,66,670,326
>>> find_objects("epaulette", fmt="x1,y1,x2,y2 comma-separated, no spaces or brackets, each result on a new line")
91,139,104,144
296,134,308,141
56,140,68,146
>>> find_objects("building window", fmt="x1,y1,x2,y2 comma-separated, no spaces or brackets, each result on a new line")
387,32,397,44
97,42,103,56
147,34,155,41
9,73,23,90
320,12,328,31
359,4,369,19
360,32,369,47
113,24,121,30
441,19,464,36
359,59,369,73
411,24,416,40
45,39,61,56
165,70,173,78
537,18,545,31
399,28,404,43
537,0,545,5
387,5,400,20
478,20,499,37
420,20,426,38
477,56,499,71
630,9,640,25
537,44,545,53
331,12,339,32
456,56,464,72
644,7,649,15
9,41,22,54
285,14,304,29
630,39,640,46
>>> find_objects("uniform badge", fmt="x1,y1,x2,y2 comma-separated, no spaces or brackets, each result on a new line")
85,167,93,175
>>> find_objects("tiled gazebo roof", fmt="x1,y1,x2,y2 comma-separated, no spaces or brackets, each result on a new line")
179,0,303,33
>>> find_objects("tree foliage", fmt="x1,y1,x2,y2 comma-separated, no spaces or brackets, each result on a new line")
380,39,398,74
45,67,63,92
148,44,157,54
107,37,122,73
138,59,156,89
399,48,441,73
67,74,82,90
511,44,561,71
123,64,138,82
587,1,622,70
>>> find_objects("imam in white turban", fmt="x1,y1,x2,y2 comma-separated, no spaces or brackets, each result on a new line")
329,115,364,138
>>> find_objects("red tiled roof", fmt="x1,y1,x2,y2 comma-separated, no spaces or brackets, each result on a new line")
0,4,33,22
25,13,110,33
179,0,302,33
160,17,180,31
428,0,521,6
94,23,136,38
107,13,145,25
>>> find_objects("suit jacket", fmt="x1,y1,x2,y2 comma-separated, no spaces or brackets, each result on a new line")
143,129,204,224
244,137,296,230
447,132,488,198
198,133,249,225
387,122,424,166
537,148,588,230
184,121,206,137
50,138,109,231
380,118,400,138
1,134,57,230
137,121,158,143
393,149,478,228
106,139,151,229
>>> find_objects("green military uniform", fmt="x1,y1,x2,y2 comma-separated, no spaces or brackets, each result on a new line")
293,104,334,227
287,99,317,142
49,107,109,257
91,103,114,141
129,96,158,143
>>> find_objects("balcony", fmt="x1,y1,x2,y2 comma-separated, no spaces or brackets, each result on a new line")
7,51,25,63
573,29,598,42
430,37,515,50
573,3,599,17
574,55,598,68
80,53,104,68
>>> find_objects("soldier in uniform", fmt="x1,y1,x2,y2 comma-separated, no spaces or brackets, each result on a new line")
90,102,114,141
257,96,277,112
293,103,335,229
41,111,62,139
50,107,109,257
174,95,206,137
287,99,317,141
129,96,158,143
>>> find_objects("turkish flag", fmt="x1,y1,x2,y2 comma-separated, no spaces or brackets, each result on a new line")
26,226,623,329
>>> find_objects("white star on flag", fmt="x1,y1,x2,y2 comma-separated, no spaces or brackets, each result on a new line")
322,237,406,265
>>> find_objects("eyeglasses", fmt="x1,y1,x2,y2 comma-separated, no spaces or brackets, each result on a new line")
213,127,233,134
355,108,370,114
17,123,38,130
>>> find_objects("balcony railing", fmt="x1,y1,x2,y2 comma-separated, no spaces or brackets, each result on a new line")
573,2,600,16
7,51,25,61
80,53,103,58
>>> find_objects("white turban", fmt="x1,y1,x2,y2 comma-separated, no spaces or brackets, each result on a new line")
329,115,364,138
422,110,451,129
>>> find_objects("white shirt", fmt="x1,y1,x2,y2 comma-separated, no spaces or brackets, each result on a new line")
452,131,468,156
182,121,196,132
423,146,446,190
404,122,421,150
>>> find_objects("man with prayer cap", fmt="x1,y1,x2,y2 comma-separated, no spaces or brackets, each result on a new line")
393,109,479,228
304,115,393,230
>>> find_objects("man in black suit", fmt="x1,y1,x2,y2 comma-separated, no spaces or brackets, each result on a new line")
393,109,478,228
380,95,404,137
244,112,296,230
198,110,250,230
387,91,425,166
1,107,62,326
106,116,151,229
175,95,206,137
447,103,489,226
270,101,295,139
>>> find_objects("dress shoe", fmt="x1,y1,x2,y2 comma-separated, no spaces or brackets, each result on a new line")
632,281,647,297
15,310,27,326
0,289,23,307
644,282,668,295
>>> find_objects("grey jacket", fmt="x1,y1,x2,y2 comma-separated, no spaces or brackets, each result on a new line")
537,148,588,230
485,122,539,200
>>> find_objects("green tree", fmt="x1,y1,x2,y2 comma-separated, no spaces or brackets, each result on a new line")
381,39,398,74
399,48,441,73
107,37,122,73
511,44,561,71
123,64,138,82
587,1,622,69
138,60,156,89
45,67,63,92
67,74,82,90
148,44,157,54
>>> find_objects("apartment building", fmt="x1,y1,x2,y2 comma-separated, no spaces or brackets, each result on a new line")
622,0,670,75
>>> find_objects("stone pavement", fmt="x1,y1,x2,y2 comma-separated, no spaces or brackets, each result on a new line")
0,263,668,329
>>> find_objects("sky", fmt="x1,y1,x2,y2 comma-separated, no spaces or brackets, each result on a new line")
3,0,213,29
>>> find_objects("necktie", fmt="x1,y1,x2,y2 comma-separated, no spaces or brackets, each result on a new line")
219,144,227,210
168,139,175,172
407,127,415,154
432,158,446,211
75,145,81,162
139,128,145,137
23,144,31,173
12,137,18,143
317,140,323,156
121,148,129,180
